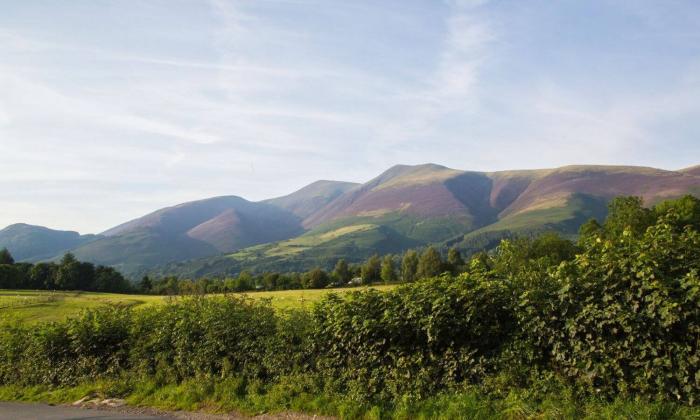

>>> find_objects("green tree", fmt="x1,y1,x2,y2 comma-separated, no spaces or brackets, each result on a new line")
0,248,14,265
94,266,129,292
76,261,96,291
447,247,464,274
604,196,654,237
332,259,351,284
139,275,153,293
380,255,397,283
654,194,700,230
262,272,279,290
29,263,56,289
578,218,603,243
235,271,254,291
417,247,444,279
361,254,381,284
56,253,80,290
401,250,419,282
0,265,21,288
302,267,329,289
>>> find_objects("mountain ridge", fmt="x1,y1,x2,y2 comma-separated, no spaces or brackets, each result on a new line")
3,163,699,277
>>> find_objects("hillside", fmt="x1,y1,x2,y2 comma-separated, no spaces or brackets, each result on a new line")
71,196,304,276
681,165,700,176
155,163,700,277
0,224,99,262
5,163,700,278
265,180,359,219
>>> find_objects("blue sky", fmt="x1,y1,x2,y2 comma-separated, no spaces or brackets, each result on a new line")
1,0,699,233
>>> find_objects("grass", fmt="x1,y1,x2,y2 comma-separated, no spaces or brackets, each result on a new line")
0,285,396,324
231,224,381,259
238,284,395,311
2,378,699,419
0,290,164,324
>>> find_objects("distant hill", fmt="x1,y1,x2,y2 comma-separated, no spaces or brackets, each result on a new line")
69,196,304,276
6,163,700,278
153,163,700,278
0,224,99,262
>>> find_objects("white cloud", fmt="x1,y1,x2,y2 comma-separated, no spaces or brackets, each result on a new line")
0,0,698,232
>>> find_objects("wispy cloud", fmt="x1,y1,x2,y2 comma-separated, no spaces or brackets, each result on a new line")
0,0,698,232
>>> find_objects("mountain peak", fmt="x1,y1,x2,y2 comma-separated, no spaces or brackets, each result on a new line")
266,180,359,219
370,163,461,190
0,224,96,262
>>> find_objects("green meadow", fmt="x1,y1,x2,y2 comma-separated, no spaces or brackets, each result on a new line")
0,285,395,324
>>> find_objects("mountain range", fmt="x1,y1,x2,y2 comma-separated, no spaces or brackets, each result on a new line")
2,163,699,278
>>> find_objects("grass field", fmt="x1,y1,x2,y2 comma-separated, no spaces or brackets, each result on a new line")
0,285,395,324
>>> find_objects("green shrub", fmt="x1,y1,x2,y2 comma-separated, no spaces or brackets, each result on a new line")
312,274,515,402
522,211,700,402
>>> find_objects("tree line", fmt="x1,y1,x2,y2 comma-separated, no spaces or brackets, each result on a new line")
139,245,468,295
0,252,132,293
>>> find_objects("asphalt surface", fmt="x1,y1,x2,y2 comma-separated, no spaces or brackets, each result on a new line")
0,402,169,420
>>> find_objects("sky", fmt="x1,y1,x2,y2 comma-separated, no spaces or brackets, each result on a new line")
1,0,700,233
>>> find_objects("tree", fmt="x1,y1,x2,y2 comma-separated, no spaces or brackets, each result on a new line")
76,262,95,290
0,265,21,289
578,218,603,243
361,254,381,284
94,266,129,292
139,275,153,293
30,263,57,289
447,247,464,274
417,247,444,279
235,271,254,291
263,272,280,290
654,194,700,230
401,250,419,282
302,267,329,289
604,196,654,237
380,255,397,283
56,253,80,290
332,259,351,284
0,248,14,265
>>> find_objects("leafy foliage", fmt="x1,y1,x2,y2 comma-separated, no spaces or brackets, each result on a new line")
0,249,14,265
0,253,131,293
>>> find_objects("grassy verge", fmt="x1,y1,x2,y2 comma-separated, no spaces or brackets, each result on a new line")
1,378,698,419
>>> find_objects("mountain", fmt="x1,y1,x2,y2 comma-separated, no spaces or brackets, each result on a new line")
5,163,700,278
0,224,99,262
159,163,700,277
70,196,304,276
265,180,359,219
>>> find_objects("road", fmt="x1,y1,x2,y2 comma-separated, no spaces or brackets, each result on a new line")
0,402,168,419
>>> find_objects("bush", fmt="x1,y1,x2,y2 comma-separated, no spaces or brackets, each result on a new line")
542,212,700,402
312,274,515,402
129,296,278,381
